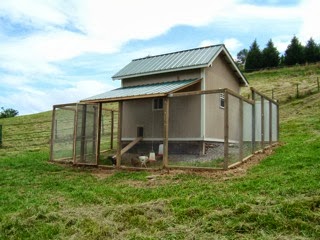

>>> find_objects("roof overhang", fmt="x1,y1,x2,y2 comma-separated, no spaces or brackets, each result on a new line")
81,78,201,103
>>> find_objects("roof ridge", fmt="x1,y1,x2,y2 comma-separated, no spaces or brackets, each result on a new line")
132,44,224,61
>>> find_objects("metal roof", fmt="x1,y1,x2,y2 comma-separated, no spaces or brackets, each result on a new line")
81,78,200,102
112,45,223,80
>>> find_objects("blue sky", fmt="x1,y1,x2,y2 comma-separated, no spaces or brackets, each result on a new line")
0,0,319,115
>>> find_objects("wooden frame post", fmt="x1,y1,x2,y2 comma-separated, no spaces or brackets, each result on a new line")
163,97,169,168
116,102,123,168
239,99,244,162
223,90,229,170
96,103,102,165
111,110,114,150
277,102,280,142
251,89,256,154
261,97,265,149
50,106,56,161
269,100,272,146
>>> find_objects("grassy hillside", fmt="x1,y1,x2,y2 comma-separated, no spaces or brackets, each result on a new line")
242,62,320,102
0,66,320,239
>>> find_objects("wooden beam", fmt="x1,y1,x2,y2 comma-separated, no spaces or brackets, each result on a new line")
261,97,265,149
251,89,256,153
96,103,102,165
223,90,229,170
120,137,142,155
250,87,278,105
49,106,56,161
269,100,272,146
81,93,167,104
225,89,255,104
110,110,114,150
163,97,169,168
239,99,244,162
169,89,224,98
116,102,123,168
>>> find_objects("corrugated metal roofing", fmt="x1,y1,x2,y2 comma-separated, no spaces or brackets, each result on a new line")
112,45,223,79
82,79,200,102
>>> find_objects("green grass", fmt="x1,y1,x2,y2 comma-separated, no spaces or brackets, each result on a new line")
1,66,320,239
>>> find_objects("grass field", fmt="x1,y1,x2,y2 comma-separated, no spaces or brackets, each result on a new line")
1,66,320,239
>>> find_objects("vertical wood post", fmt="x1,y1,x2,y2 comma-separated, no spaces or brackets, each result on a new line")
96,103,102,165
296,83,299,98
163,97,169,168
80,105,87,163
251,89,256,153
110,110,114,150
116,102,122,168
269,100,272,146
50,106,56,161
223,90,229,170
277,103,280,142
72,106,77,163
261,97,265,150
239,99,244,162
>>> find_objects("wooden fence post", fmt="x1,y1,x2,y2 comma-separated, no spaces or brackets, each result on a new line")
296,83,299,98
116,102,123,168
239,99,243,162
223,90,229,170
261,97,265,149
251,89,256,154
163,97,169,168
110,110,114,150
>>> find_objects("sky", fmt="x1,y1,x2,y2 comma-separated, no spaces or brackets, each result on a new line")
0,0,319,115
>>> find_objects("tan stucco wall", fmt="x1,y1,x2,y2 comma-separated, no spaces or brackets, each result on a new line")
204,54,240,93
204,53,241,140
122,95,201,139
122,69,201,87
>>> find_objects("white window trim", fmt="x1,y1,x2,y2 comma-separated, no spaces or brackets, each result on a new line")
219,93,225,109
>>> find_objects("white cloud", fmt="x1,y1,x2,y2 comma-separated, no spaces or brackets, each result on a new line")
0,78,116,115
297,0,320,42
223,38,242,52
1,0,320,114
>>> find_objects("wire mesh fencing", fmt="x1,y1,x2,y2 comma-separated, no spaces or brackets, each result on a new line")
49,88,279,170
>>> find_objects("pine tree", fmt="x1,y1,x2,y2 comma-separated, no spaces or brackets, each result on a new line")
284,36,305,65
304,38,320,63
262,39,280,68
236,49,248,65
245,40,262,71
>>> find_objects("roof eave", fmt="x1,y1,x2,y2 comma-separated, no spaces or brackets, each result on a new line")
218,45,249,87
112,64,208,80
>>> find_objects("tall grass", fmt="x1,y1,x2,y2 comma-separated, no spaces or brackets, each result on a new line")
0,67,320,239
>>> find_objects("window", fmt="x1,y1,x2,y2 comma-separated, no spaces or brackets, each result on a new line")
219,93,225,109
153,98,163,110
137,126,144,137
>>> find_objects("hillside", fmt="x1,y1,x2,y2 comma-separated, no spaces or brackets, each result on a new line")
1,65,320,239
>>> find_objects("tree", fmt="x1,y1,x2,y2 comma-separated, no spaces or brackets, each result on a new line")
245,39,262,71
0,107,19,118
304,37,320,63
284,36,305,65
262,39,280,68
236,48,248,65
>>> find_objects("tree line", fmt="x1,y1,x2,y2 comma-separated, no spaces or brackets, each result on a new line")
237,36,320,72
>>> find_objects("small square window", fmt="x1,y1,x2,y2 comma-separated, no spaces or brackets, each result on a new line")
153,98,163,110
219,93,225,109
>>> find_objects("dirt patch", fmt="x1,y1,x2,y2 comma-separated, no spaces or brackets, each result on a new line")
81,144,281,184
